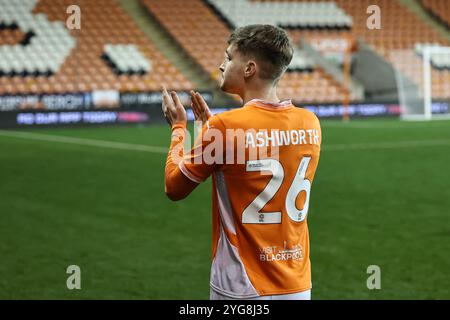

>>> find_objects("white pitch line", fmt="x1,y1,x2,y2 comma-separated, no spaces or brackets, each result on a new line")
0,130,168,154
322,139,450,151
0,130,449,154
322,122,450,129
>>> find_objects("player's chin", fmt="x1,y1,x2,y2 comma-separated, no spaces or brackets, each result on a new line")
220,79,233,94
219,80,228,92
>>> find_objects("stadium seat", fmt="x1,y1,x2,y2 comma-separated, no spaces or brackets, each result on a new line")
103,44,152,74
205,0,353,29
420,0,450,29
291,0,450,99
141,0,353,103
0,0,192,94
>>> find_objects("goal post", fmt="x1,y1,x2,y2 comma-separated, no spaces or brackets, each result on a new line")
422,46,450,121
396,45,450,121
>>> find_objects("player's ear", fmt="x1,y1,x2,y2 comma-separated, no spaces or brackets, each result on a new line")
244,60,257,78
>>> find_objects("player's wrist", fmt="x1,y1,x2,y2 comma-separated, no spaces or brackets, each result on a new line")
171,122,187,130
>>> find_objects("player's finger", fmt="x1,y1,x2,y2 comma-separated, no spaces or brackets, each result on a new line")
171,91,183,110
171,91,187,121
194,95,205,122
161,87,168,113
162,87,175,113
191,101,200,120
162,105,172,125
195,92,212,120
163,88,176,115
192,91,206,121
195,92,211,114
190,90,200,118
162,86,170,102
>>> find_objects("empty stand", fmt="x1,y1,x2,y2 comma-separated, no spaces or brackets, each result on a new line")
328,0,450,99
103,44,151,74
0,0,192,97
262,0,450,100
142,0,355,103
1,0,448,103
421,0,450,29
0,0,76,76
206,0,353,29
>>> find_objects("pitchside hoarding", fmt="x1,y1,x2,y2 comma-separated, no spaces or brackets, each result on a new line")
0,91,212,128
0,91,448,128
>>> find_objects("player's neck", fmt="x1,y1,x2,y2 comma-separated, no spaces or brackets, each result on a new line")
242,85,279,105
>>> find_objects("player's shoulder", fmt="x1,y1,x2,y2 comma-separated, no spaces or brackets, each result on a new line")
209,103,320,128
292,103,319,118
208,107,246,127
215,106,246,119
292,104,321,126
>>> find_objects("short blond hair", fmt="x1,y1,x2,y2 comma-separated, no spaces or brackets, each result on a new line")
228,24,294,81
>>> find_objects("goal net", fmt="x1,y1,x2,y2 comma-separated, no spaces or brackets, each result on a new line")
394,45,450,121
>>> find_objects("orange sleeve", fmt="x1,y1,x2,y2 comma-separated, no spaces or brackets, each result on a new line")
178,115,226,183
165,115,226,200
164,123,199,201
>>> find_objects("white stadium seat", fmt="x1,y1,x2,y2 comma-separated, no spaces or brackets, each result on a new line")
103,44,152,74
206,0,353,29
0,0,76,75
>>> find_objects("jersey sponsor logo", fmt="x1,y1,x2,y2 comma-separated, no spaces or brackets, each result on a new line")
259,243,304,262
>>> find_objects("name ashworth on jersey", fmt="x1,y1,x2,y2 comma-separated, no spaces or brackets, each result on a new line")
170,120,320,166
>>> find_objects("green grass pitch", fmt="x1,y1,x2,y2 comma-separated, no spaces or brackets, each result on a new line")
0,118,449,299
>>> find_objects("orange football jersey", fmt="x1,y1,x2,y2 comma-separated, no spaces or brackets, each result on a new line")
174,99,321,298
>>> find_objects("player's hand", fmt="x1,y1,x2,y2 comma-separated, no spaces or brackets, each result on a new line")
190,90,212,124
162,87,187,127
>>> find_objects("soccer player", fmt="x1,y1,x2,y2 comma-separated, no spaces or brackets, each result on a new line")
162,24,321,300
